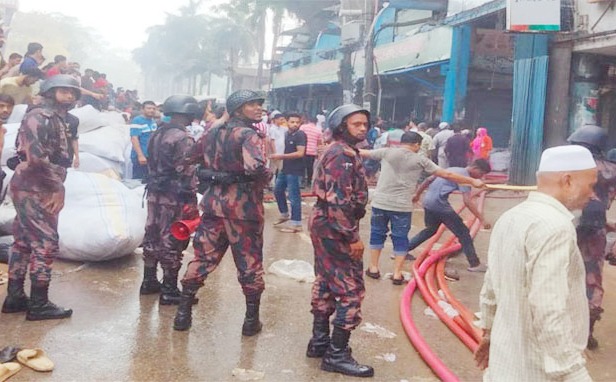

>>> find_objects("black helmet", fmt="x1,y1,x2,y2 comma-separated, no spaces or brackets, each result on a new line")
226,89,265,116
162,95,199,116
567,124,608,152
40,74,81,99
327,104,370,134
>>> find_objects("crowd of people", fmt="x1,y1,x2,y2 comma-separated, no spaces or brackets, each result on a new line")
0,40,610,382
0,38,141,115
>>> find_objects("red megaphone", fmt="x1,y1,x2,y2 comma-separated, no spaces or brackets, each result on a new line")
170,218,201,240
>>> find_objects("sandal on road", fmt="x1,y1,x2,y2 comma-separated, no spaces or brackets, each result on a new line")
0,362,21,381
365,269,380,279
279,226,302,233
0,347,21,364
16,349,54,372
273,217,290,226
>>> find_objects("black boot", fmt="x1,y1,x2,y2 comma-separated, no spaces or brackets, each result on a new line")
159,269,182,305
26,282,72,321
173,285,199,331
139,264,161,295
241,293,262,336
321,327,374,378
1,278,29,313
306,315,330,358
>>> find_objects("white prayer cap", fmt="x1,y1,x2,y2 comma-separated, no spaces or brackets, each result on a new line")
538,145,596,172
438,122,449,130
270,110,283,119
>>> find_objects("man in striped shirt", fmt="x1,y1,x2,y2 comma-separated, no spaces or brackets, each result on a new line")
300,115,322,188
476,145,597,381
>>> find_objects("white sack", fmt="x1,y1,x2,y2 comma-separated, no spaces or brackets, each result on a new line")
69,105,105,134
58,170,146,262
0,168,14,234
99,111,126,127
79,125,130,163
1,123,20,166
77,152,123,179
7,104,28,124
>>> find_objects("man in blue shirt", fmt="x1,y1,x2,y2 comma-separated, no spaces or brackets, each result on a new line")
130,100,158,179
19,42,44,74
408,159,491,272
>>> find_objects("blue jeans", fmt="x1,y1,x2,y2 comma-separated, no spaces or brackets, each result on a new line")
407,208,480,267
369,207,412,256
274,172,302,225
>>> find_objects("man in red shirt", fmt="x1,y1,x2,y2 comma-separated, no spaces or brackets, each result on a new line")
46,55,67,78
300,115,322,187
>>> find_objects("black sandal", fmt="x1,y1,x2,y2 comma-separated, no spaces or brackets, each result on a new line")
365,269,381,279
392,277,404,285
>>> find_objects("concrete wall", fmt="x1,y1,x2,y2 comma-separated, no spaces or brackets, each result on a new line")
575,0,616,33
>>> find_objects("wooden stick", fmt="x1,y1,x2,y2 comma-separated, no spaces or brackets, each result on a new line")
485,184,537,191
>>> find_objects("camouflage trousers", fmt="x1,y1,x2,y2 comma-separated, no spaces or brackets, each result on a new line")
310,235,365,331
181,216,265,296
577,227,606,320
9,190,62,283
143,200,196,271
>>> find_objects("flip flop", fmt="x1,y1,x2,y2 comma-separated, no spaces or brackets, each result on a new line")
0,347,21,364
280,226,302,233
0,362,21,381
364,269,380,280
16,349,54,372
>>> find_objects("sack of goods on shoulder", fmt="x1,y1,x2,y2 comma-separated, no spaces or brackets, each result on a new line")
57,171,146,262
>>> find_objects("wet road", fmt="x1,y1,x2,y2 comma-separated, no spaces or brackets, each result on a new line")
2,193,616,381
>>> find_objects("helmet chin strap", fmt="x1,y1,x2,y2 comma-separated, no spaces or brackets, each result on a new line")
341,128,363,146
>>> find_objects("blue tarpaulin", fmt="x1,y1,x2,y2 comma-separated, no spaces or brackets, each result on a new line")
509,34,549,185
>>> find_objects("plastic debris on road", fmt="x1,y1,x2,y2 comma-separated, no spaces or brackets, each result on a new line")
424,307,438,319
268,259,315,283
375,353,396,362
359,323,397,338
231,368,265,381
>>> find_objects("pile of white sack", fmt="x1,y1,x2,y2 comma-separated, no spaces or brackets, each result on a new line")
0,105,146,262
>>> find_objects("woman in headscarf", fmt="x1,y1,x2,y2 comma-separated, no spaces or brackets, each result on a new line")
471,127,493,160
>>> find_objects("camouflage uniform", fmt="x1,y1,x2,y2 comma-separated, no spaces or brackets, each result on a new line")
576,158,616,342
309,141,369,330
181,116,272,295
143,123,197,272
8,103,71,283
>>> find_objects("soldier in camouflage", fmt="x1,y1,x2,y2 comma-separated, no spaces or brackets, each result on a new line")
1,75,79,321
568,125,616,350
173,90,272,334
140,95,199,306
306,104,374,378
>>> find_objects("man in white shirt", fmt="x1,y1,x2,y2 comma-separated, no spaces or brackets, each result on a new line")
476,145,598,381
268,110,287,176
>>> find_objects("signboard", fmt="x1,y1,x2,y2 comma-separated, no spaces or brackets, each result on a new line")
507,0,561,32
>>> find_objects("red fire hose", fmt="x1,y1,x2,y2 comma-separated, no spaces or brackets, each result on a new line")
400,192,487,378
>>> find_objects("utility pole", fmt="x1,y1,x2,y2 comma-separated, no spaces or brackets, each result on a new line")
339,45,354,104
362,0,377,115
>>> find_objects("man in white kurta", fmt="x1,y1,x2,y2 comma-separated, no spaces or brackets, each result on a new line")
476,145,598,381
